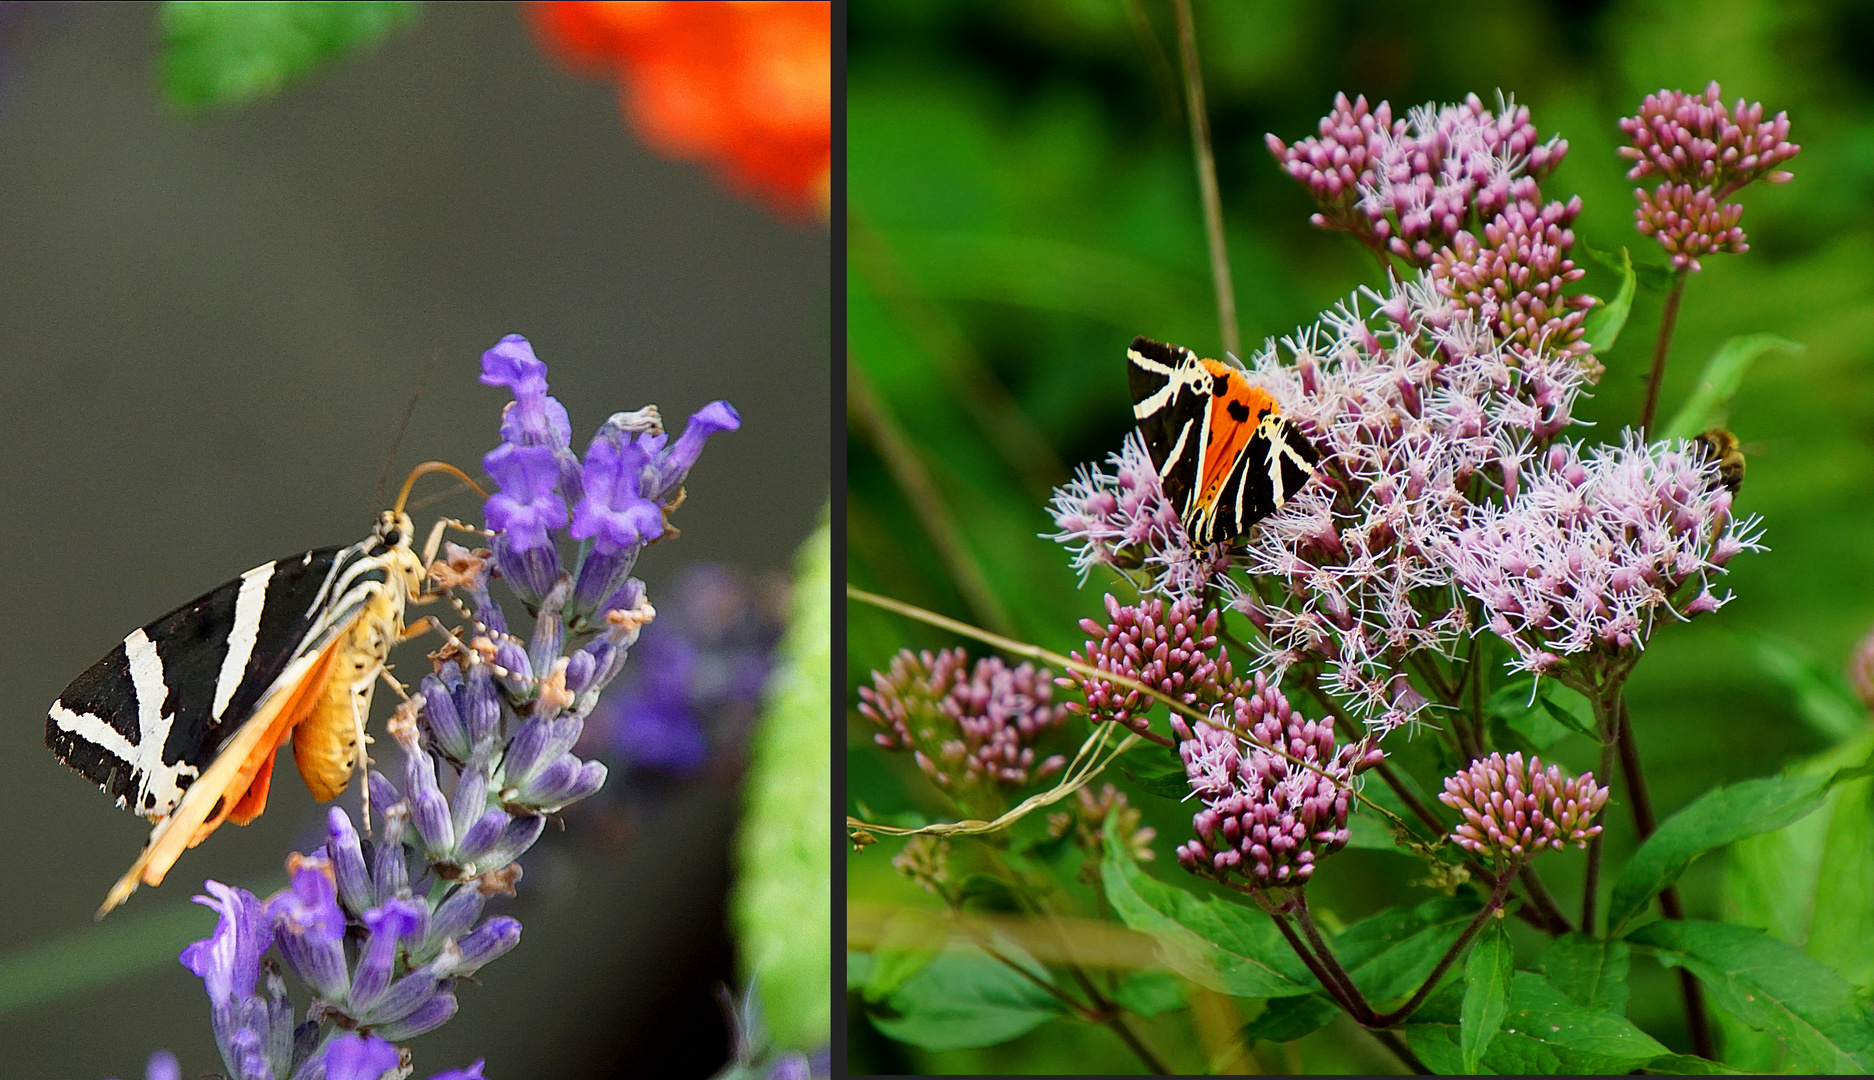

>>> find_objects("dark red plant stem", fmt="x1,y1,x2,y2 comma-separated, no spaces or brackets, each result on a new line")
1638,270,1688,436
1269,908,1363,1019
1295,893,1374,1024
1614,699,1713,1059
1373,866,1520,1027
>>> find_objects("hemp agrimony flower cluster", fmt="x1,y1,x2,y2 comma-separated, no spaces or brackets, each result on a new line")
175,335,738,1078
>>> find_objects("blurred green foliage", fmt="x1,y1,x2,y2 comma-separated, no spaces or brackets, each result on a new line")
735,506,832,1050
160,1,421,111
848,0,1874,1072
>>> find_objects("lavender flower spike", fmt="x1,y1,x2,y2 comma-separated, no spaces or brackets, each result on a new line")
483,441,567,605
480,334,572,450
568,432,664,616
178,881,294,1080
645,400,741,504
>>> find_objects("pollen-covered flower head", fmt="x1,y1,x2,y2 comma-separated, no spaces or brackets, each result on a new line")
1436,431,1764,674
1168,674,1372,888
1062,593,1232,736
857,648,1069,799
1440,752,1608,862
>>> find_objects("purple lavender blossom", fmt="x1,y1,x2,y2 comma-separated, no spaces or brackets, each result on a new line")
1171,674,1370,887
1064,593,1232,736
1435,432,1763,674
1269,92,1566,267
178,882,293,1080
1439,752,1608,862
106,1051,180,1080
1618,83,1798,272
858,647,1069,802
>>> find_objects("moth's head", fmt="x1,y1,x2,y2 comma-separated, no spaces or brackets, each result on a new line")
374,509,415,551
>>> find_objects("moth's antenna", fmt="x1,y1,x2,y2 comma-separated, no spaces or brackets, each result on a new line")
394,462,489,517
408,472,496,513
375,351,445,509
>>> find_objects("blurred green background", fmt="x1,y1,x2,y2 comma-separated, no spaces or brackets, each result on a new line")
846,0,1874,1072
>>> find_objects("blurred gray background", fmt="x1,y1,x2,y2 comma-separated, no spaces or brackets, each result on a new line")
0,3,828,1077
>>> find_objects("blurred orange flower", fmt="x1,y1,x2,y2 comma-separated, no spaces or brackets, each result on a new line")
529,1,831,223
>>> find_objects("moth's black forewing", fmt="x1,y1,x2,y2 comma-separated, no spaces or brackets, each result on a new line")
48,546,346,815
1127,336,1203,514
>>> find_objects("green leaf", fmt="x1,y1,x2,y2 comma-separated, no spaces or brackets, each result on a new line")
1581,244,1638,354
1739,628,1872,743
1486,678,1594,750
1122,752,1195,800
862,909,946,1001
1720,732,1874,1069
1659,333,1805,441
1242,994,1338,1044
1642,1053,1749,1074
1111,969,1187,1018
1607,771,1837,933
1461,920,1514,1072
733,511,831,1049
1404,972,1669,1075
871,941,1069,1050
1537,933,1631,1015
1629,919,1874,1074
1337,897,1481,1005
1099,817,1316,998
160,1,421,111
1344,807,1411,853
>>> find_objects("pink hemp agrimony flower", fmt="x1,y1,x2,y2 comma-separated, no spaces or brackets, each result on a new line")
1436,432,1764,674
1427,188,1595,364
858,648,1069,796
1440,752,1608,863
1268,91,1566,267
1063,593,1233,735
1170,673,1376,887
1226,278,1593,732
1618,82,1798,272
1045,430,1231,603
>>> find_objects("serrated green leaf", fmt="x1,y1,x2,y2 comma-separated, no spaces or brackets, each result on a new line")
1581,244,1637,354
1537,933,1630,1015
1659,333,1804,441
1337,897,1480,1005
1122,753,1195,799
159,1,421,111
1739,628,1872,743
733,511,830,1049
1099,817,1316,998
1608,771,1837,933
872,940,1069,1050
1404,972,1668,1075
1461,920,1514,1072
1630,919,1874,1074
1111,969,1187,1018
1242,994,1338,1044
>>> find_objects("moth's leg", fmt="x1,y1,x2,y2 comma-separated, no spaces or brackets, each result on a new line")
351,670,380,832
419,516,495,571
